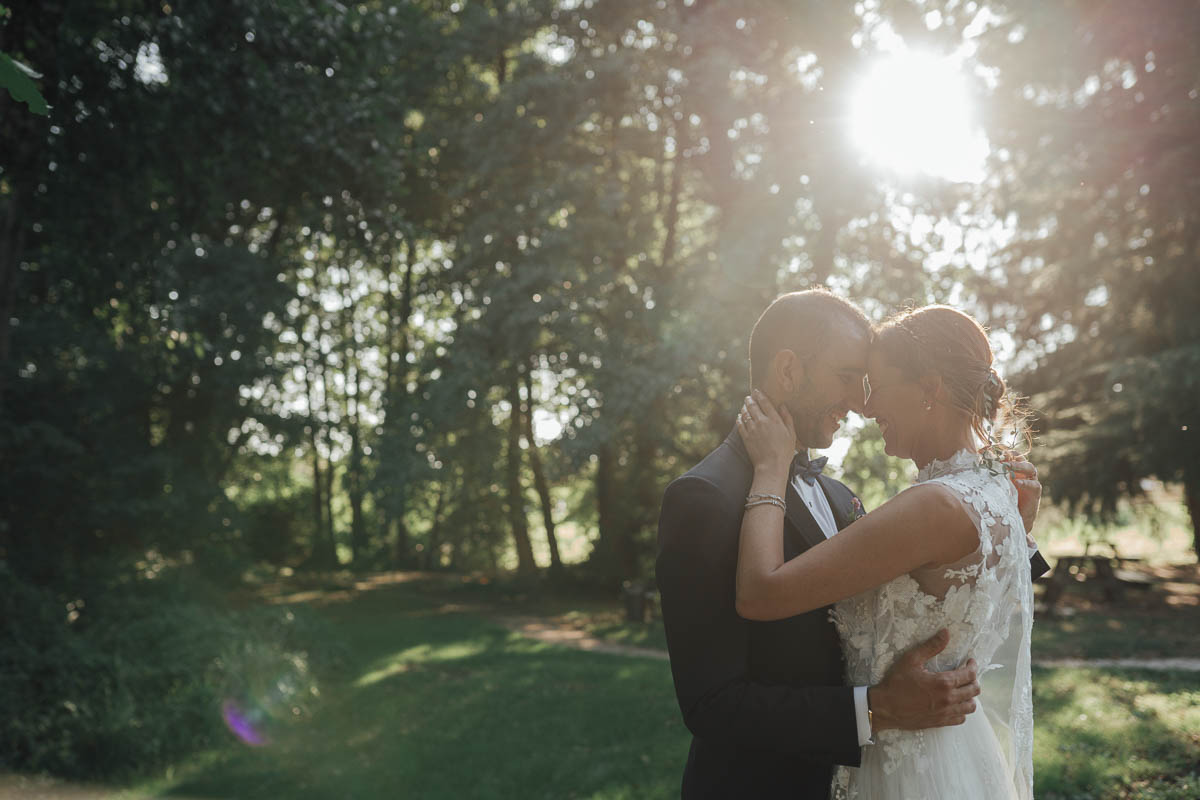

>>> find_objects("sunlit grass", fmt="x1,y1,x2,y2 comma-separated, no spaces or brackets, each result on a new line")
135,594,689,800
95,579,1199,800
1032,668,1200,799
355,639,493,686
560,609,669,652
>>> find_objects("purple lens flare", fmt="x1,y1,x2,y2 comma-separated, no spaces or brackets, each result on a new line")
221,699,270,746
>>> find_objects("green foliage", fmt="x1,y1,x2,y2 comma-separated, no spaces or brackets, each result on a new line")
0,564,339,780
835,424,915,511
964,0,1200,550
238,486,318,565
0,51,47,114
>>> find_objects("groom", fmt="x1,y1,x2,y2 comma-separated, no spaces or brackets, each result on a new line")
656,290,1049,799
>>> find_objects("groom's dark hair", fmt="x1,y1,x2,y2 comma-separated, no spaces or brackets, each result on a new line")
748,289,871,388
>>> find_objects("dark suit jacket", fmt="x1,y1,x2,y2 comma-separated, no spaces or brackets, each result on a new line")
656,430,864,799
655,430,1052,800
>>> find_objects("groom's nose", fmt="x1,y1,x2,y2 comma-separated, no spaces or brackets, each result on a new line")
845,386,867,416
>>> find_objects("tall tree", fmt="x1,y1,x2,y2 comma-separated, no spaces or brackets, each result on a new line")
973,0,1200,553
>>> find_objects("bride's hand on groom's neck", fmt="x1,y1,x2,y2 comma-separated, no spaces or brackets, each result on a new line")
867,629,980,734
738,389,797,476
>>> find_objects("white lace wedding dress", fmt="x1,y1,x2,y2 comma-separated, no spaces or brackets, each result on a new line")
831,450,1035,800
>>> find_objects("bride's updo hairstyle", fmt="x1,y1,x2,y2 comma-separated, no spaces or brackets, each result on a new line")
873,305,1030,453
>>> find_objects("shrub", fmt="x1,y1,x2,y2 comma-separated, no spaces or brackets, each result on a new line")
0,563,340,780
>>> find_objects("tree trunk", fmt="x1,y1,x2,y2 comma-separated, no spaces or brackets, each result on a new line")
393,517,412,569
522,367,562,574
341,287,367,568
346,402,366,567
425,484,445,569
487,537,500,574
659,137,681,279
1184,473,1200,560
384,242,415,568
595,443,635,579
320,357,338,563
302,354,336,568
0,187,25,415
506,376,537,574
630,399,662,555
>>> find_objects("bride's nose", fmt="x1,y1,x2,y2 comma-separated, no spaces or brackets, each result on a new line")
847,381,867,416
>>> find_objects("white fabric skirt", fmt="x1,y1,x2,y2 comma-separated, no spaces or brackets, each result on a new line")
835,704,1028,800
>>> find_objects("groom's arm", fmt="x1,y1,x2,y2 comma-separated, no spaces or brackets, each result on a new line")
656,475,862,765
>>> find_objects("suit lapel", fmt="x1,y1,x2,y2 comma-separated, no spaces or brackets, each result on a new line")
816,474,860,531
784,479,830,554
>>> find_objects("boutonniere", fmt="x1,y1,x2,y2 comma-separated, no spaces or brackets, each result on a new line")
849,497,865,521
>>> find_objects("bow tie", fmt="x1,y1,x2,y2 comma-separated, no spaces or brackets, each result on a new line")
791,453,828,486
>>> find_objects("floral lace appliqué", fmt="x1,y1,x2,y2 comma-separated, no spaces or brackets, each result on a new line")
829,449,1035,800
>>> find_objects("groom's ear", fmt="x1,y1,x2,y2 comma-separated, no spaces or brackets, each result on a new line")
774,349,803,393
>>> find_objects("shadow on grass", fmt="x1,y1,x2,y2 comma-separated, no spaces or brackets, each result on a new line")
1032,666,1200,799
1032,603,1200,660
156,595,689,800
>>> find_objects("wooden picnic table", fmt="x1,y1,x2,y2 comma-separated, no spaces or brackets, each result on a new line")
1039,546,1157,615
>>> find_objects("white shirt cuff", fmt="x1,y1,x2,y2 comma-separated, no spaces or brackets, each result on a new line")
853,685,873,746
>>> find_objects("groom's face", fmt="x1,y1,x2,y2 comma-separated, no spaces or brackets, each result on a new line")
782,318,870,449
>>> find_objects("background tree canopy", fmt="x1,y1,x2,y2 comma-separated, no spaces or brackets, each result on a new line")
1,0,1197,656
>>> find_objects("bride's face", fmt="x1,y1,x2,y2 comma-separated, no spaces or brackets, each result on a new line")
863,349,928,460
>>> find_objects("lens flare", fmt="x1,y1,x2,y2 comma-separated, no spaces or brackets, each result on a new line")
219,648,319,747
221,699,269,746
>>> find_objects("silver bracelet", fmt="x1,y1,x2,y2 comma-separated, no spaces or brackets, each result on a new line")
746,492,785,504
744,497,786,512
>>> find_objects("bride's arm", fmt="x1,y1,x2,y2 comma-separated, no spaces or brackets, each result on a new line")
734,392,978,622
736,482,977,620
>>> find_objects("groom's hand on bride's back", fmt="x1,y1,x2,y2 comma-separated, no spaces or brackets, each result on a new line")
866,629,980,733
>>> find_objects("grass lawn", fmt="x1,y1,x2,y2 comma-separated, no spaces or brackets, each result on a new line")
85,575,1197,800
129,583,691,800
1032,606,1200,660
1032,667,1199,800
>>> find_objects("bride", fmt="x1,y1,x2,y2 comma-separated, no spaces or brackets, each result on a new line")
735,305,1035,800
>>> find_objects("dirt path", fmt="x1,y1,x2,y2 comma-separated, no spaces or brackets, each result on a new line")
495,614,670,660
1034,657,1200,671
0,775,202,800
0,776,110,800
